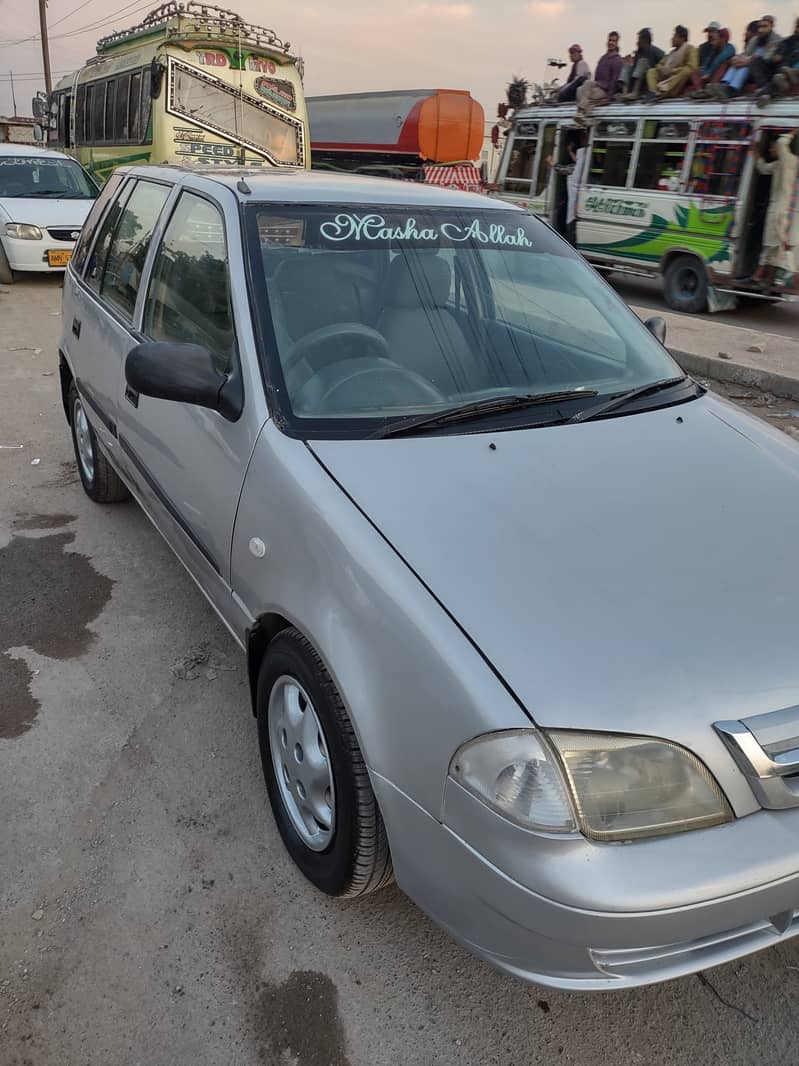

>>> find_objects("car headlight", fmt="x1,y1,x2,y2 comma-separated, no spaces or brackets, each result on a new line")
5,223,43,240
548,732,733,841
449,730,732,842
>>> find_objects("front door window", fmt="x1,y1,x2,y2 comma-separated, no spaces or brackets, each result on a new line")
143,191,237,371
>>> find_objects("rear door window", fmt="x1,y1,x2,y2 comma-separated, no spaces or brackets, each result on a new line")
72,172,126,275
100,180,171,321
85,180,134,291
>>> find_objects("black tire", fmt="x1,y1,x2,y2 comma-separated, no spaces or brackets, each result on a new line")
68,383,130,503
663,255,708,314
257,628,394,898
0,242,15,285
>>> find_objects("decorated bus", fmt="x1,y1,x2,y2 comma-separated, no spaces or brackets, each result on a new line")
45,1,309,183
308,89,485,192
495,99,798,312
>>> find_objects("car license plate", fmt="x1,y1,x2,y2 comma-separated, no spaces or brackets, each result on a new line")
47,249,72,268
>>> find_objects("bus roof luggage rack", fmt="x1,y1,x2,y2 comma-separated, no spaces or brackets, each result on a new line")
97,1,292,55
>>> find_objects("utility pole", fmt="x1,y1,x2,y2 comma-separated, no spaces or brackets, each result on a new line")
38,0,52,96
10,71,18,116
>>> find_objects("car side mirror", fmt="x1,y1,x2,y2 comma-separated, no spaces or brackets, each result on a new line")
125,342,242,420
644,316,667,345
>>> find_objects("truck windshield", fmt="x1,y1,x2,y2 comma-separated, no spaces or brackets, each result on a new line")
0,156,97,199
171,64,300,165
246,204,685,437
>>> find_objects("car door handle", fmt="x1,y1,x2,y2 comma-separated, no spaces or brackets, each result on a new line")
125,385,139,409
72,317,81,339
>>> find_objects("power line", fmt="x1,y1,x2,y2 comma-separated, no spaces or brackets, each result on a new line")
51,0,156,40
0,0,155,49
51,0,97,29
0,71,73,82
0,69,73,78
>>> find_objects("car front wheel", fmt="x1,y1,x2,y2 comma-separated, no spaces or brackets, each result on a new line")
257,629,394,898
68,383,130,503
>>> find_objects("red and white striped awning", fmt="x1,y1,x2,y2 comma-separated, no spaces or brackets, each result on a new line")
423,164,483,193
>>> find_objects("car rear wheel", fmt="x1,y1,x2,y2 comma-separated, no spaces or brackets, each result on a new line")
257,628,394,898
68,383,130,503
663,255,708,314
0,243,15,285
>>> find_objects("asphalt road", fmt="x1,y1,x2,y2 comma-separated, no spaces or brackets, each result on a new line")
611,274,799,339
3,276,799,1066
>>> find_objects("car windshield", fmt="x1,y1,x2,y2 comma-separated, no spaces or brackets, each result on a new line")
246,204,683,437
0,155,97,199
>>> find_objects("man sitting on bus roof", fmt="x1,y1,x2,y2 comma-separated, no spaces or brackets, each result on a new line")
575,31,624,121
690,26,736,96
698,24,736,82
643,25,699,100
616,29,665,100
709,16,782,98
756,16,799,104
555,44,591,103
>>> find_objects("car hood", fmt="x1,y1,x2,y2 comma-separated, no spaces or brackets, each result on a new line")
0,196,93,229
310,394,799,742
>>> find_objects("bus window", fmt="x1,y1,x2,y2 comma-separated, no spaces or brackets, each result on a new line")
129,71,142,141
76,85,86,143
688,122,751,198
104,81,116,144
634,121,690,192
115,75,130,141
535,124,556,196
87,84,105,143
589,121,634,188
503,138,538,195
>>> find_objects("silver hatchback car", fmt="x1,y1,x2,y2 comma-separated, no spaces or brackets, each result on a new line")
60,165,799,991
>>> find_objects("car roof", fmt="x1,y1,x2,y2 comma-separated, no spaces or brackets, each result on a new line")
117,165,515,212
0,144,73,158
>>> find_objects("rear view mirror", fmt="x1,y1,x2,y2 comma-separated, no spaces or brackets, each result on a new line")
125,342,242,420
33,124,44,143
644,316,667,345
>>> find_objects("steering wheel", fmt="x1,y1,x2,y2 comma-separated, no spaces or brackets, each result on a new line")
294,358,447,415
283,323,390,375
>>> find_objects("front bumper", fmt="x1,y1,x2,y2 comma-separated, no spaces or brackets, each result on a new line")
2,234,76,273
373,774,799,990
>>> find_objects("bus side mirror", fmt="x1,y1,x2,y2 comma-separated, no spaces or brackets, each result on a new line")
33,124,44,143
150,58,165,99
644,316,667,345
31,93,48,120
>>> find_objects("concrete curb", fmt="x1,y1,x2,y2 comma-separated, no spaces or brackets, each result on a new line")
671,349,799,402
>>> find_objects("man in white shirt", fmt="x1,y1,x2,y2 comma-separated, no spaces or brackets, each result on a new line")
557,45,591,102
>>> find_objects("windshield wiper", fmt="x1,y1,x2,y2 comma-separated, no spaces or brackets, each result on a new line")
567,377,696,425
8,190,66,198
371,389,599,439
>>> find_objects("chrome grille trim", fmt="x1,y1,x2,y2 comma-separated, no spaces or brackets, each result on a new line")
715,716,799,809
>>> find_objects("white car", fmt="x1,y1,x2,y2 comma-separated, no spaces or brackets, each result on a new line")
0,144,98,283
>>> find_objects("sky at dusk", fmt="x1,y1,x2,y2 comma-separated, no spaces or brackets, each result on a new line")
1,0,797,120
